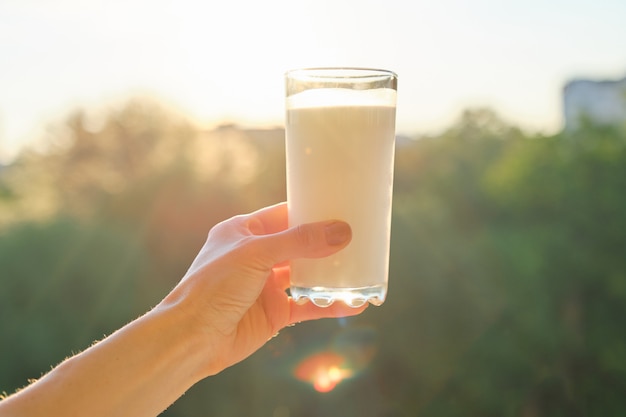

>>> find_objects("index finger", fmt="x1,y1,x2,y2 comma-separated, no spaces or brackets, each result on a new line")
244,202,288,235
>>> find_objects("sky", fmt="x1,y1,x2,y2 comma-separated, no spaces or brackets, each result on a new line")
1,0,626,161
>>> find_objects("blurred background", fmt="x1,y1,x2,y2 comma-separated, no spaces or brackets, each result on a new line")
1,0,625,416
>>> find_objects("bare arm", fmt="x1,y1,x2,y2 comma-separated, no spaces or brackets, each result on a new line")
0,305,206,417
0,203,365,417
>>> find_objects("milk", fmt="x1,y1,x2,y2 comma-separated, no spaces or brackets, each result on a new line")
286,88,397,307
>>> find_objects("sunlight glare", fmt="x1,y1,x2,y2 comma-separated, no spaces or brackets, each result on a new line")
291,325,378,392
294,351,353,393
313,365,353,393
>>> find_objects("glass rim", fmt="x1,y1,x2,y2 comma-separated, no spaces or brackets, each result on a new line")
285,67,397,80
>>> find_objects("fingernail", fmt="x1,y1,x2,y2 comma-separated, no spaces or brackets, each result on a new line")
324,221,351,246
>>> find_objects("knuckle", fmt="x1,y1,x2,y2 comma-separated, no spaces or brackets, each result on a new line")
207,217,234,240
233,235,275,269
233,235,258,255
295,224,317,248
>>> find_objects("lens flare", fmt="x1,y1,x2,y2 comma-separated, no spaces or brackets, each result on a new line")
292,325,378,392
294,351,353,392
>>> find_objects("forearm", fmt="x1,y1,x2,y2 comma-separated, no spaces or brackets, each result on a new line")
0,204,362,416
0,301,209,417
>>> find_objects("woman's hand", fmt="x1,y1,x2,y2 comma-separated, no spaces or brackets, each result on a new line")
0,202,366,417
161,202,367,377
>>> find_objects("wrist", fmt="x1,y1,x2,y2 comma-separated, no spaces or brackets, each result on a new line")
156,282,229,379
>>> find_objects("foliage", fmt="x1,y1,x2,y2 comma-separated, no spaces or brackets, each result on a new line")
0,218,149,391
1,101,625,415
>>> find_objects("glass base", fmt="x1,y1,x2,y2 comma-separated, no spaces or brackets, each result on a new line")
290,285,387,308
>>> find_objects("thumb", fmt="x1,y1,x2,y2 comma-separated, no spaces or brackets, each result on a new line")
257,220,352,267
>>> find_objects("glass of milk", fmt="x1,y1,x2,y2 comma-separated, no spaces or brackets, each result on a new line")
285,68,398,307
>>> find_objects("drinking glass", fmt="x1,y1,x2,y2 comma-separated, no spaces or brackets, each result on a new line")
285,67,398,307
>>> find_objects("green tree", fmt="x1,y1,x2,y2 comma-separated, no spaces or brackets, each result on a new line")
3,100,625,416
0,218,149,394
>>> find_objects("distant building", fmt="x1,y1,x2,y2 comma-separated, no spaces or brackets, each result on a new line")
563,75,626,130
